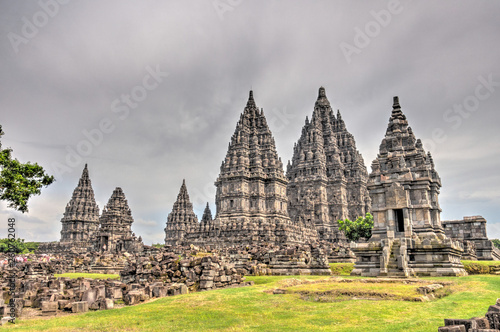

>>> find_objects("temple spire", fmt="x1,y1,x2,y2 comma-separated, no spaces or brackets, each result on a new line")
164,179,199,246
246,90,256,109
60,164,100,242
393,96,400,109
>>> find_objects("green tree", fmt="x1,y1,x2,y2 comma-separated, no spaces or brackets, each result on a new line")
492,239,500,250
0,125,54,212
0,238,37,254
338,213,374,242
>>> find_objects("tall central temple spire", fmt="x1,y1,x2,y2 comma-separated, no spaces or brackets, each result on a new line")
178,91,318,246
287,87,370,243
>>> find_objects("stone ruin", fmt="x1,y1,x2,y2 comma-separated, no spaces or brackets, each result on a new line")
39,165,143,254
210,243,332,276
177,91,319,247
287,87,370,243
443,216,500,261
351,96,466,277
0,250,252,323
38,89,497,273
94,187,143,253
439,298,500,331
58,164,100,250
164,179,199,246
164,89,371,249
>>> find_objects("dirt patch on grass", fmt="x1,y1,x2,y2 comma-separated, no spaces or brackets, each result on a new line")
271,277,454,302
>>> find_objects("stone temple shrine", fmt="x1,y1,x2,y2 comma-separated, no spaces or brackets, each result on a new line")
350,97,467,277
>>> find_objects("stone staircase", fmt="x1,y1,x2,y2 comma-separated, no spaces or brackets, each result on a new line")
379,239,411,278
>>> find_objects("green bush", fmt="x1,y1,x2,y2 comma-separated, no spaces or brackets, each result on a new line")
338,213,374,242
0,238,38,254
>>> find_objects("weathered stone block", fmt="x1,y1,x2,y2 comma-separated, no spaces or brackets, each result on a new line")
123,291,142,305
82,288,97,306
438,326,466,332
71,301,89,313
41,301,58,316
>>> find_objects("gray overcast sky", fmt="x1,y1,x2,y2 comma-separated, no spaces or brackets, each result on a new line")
1,0,499,245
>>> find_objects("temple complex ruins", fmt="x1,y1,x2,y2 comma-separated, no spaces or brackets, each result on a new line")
351,96,467,277
286,87,370,243
40,165,144,254
43,89,497,270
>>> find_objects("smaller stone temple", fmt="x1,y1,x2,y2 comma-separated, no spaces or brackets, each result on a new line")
164,179,199,246
351,96,466,277
95,187,143,253
39,164,144,254
59,164,100,248
443,216,500,261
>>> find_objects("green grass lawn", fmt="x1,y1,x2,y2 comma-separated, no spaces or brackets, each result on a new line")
54,273,120,280
3,274,499,331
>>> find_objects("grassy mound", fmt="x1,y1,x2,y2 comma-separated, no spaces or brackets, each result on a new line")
461,260,500,275
54,273,120,280
281,278,452,302
329,263,354,276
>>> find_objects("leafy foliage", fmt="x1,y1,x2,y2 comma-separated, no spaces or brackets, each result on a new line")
338,213,374,242
0,238,39,254
152,243,165,248
492,239,500,249
0,125,54,212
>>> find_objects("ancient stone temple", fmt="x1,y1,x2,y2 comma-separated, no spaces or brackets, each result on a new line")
164,180,199,246
59,164,100,247
351,96,466,277
287,87,370,242
443,216,500,261
95,187,143,253
179,91,318,246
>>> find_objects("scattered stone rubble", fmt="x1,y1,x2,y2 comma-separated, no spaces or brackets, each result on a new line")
212,244,332,276
439,298,500,331
0,250,252,322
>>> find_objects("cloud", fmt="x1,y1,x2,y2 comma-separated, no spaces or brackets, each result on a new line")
0,1,499,245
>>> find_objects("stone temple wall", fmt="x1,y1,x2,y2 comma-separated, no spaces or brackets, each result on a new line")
442,216,500,261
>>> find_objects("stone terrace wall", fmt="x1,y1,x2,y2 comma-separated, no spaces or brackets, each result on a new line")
201,244,332,276
443,216,500,261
